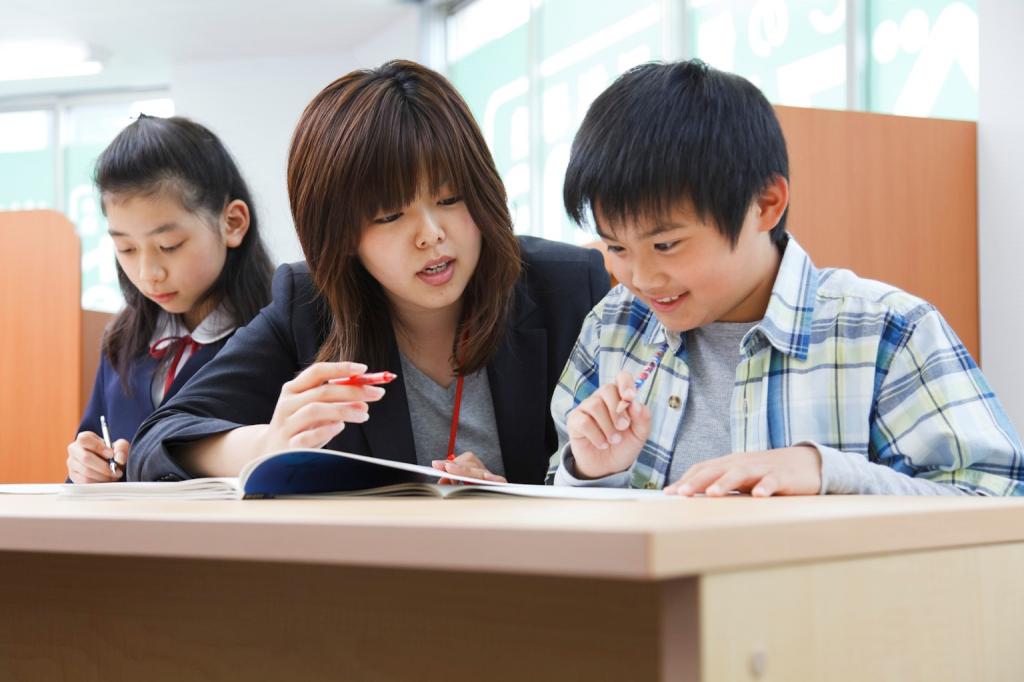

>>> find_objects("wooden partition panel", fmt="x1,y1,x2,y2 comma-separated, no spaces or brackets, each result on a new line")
777,106,978,358
81,309,114,415
0,211,80,482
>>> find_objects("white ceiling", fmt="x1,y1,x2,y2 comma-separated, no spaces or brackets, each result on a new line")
0,0,418,99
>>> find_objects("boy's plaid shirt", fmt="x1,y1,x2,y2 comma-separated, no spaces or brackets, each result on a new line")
548,238,1024,495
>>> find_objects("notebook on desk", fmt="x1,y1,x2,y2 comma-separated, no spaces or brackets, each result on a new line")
57,448,666,501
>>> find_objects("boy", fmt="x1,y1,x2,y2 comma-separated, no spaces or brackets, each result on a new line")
548,60,1024,496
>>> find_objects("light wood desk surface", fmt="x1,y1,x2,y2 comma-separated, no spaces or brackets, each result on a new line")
2,494,1023,577
2,495,1023,681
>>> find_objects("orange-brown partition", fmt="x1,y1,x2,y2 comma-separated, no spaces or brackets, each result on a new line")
0,210,81,482
777,106,978,359
82,309,114,415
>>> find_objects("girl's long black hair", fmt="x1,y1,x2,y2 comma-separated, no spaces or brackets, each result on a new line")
95,115,274,391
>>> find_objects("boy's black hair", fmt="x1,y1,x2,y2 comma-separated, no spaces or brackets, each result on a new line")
564,59,789,246
95,115,274,392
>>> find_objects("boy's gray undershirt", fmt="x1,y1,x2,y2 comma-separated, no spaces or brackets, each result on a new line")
399,353,505,476
667,321,755,481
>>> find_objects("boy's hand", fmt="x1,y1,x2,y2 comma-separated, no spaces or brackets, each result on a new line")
664,446,822,497
67,432,129,483
431,451,507,484
565,372,652,479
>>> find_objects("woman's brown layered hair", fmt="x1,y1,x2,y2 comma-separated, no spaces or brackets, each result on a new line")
288,60,521,374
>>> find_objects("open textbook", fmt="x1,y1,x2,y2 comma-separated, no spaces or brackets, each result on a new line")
54,449,666,501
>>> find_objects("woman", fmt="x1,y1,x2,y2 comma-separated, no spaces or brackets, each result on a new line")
128,60,609,484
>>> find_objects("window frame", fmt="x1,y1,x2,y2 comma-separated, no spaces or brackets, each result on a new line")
0,88,172,215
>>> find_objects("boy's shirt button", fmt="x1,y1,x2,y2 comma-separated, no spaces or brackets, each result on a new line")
668,395,682,409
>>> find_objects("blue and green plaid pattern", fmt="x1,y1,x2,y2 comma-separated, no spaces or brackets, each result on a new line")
548,238,1024,495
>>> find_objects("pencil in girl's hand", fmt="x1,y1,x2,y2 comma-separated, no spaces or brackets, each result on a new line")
100,415,118,475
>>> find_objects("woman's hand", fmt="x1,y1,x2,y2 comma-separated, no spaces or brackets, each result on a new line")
262,362,386,454
67,432,129,483
431,451,507,484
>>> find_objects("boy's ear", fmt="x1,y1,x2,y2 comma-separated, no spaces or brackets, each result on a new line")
222,199,251,248
754,175,789,234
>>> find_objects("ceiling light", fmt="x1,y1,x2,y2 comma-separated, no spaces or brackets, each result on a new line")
0,40,103,82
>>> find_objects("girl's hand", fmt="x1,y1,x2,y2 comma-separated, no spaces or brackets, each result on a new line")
67,433,129,483
431,451,507,484
565,372,651,479
263,362,386,454
664,446,823,497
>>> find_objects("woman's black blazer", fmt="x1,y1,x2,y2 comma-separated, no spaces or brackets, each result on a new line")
128,236,610,483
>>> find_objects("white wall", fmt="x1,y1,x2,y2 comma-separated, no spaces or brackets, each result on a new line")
978,0,1024,429
171,9,420,264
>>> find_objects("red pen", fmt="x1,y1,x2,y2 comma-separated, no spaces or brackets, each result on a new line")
329,371,397,386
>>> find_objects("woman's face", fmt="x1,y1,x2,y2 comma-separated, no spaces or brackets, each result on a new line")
356,182,482,323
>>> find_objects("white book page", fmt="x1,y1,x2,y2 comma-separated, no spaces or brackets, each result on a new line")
59,478,240,500
0,484,66,495
446,483,669,500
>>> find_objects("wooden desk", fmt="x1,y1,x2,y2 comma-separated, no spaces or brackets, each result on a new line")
1,495,1022,681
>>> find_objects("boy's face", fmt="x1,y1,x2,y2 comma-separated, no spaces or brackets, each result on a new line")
597,182,787,333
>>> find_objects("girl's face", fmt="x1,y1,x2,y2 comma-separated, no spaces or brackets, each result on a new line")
357,183,481,324
105,191,249,329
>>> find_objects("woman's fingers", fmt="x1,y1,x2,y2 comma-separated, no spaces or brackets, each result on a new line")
432,452,508,484
289,401,369,431
442,462,507,484
448,451,482,467
271,365,384,453
284,362,368,395
289,421,346,450
301,383,386,406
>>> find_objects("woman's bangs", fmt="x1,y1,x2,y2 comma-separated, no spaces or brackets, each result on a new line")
353,109,464,222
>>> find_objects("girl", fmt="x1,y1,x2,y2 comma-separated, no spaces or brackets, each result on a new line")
67,115,274,483
128,60,609,484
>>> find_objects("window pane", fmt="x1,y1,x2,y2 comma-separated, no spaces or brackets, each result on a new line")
537,0,664,243
64,98,175,312
447,0,665,243
690,0,848,109
0,110,54,211
867,0,977,120
445,0,978,252
447,0,531,234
